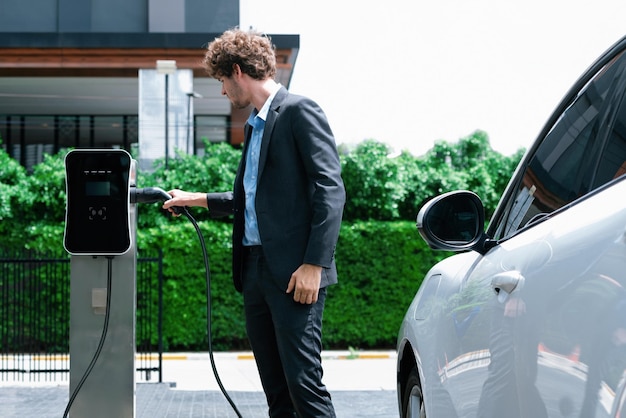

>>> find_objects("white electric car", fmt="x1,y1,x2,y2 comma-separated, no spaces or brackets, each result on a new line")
397,34,626,418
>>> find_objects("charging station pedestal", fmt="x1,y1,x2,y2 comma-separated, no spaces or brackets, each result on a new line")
64,149,137,418
68,244,137,417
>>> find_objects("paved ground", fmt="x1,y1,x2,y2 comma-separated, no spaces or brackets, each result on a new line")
0,351,399,418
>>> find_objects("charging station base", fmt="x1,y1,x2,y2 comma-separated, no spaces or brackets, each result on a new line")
69,251,136,417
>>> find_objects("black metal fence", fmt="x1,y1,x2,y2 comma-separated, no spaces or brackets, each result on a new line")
0,249,163,383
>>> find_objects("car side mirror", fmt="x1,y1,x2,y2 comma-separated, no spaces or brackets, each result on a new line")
417,190,492,254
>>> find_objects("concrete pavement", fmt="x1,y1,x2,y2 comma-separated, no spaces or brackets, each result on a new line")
157,350,396,392
0,351,399,417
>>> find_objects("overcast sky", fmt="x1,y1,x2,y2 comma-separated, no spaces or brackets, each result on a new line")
240,0,626,157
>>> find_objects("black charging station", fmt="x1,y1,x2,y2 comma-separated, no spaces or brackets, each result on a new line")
64,149,132,255
63,148,241,418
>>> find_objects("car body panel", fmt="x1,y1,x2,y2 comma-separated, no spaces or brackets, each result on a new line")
399,177,626,417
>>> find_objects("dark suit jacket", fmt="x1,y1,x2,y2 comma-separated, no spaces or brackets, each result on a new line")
206,87,346,292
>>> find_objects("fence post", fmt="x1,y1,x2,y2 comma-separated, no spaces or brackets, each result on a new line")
158,248,163,383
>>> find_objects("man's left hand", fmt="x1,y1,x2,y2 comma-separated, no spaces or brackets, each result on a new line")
286,263,322,304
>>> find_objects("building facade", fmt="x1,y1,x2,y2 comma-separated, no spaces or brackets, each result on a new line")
0,0,299,170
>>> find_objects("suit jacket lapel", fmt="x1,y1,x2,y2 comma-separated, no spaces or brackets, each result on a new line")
257,87,287,181
236,121,253,195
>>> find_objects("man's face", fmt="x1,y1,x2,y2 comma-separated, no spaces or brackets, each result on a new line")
220,76,249,110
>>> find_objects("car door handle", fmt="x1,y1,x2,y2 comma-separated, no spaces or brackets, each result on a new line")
491,271,524,302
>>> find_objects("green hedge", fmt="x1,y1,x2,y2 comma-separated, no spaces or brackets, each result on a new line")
327,221,449,348
138,218,244,351
134,215,449,351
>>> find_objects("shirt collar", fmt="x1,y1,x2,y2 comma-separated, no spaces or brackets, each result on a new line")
256,83,282,122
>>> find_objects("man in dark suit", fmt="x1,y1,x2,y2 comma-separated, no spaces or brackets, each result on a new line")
163,28,346,418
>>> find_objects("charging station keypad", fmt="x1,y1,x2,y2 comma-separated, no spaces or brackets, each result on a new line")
64,150,132,255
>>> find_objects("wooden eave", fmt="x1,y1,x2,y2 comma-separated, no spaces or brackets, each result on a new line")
0,47,296,80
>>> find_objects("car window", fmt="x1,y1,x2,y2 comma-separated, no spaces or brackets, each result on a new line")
492,49,626,240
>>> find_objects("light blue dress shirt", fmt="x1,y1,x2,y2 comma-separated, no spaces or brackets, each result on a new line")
242,84,281,246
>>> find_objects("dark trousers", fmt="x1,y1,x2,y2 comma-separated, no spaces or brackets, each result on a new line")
242,246,336,418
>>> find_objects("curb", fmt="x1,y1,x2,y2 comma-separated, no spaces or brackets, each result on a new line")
2,351,397,362
164,351,397,361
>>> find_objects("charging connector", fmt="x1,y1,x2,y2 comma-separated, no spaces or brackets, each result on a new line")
131,186,183,215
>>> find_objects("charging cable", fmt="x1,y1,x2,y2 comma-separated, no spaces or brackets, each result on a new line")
63,256,114,418
180,205,243,417
133,187,243,417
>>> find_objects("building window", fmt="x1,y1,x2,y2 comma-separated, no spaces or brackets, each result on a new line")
1,113,226,171
195,115,228,156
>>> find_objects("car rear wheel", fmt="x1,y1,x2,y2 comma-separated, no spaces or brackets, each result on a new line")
402,366,426,418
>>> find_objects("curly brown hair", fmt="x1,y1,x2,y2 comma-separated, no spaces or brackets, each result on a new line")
203,28,277,80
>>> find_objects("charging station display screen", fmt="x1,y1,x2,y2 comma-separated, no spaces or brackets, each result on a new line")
64,150,132,255
85,181,111,197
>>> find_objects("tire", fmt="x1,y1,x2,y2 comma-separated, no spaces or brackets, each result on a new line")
402,366,426,418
